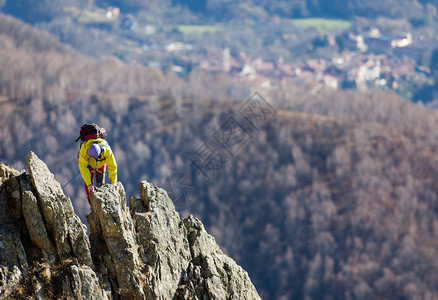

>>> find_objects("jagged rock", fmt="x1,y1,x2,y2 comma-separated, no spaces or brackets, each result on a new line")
0,162,22,180
181,215,261,300
130,181,191,299
0,164,23,222
0,163,28,297
25,151,93,268
0,153,261,299
0,223,28,298
0,163,25,223
22,189,52,252
89,183,145,299
0,153,108,299
130,181,261,300
20,173,53,254
69,264,110,300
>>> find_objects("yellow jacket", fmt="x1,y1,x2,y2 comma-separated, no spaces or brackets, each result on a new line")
78,138,117,186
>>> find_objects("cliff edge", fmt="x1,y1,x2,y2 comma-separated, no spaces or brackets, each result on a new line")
0,151,260,299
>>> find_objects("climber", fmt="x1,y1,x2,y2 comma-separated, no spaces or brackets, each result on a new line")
77,124,118,201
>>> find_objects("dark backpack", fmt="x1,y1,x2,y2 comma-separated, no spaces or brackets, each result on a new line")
75,123,106,142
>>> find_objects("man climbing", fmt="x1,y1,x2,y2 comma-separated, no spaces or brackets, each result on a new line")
76,124,118,201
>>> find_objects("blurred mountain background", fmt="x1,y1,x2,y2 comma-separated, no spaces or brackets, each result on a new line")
2,1,438,298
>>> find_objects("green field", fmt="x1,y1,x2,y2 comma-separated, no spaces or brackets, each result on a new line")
292,18,351,34
77,10,114,24
172,25,220,35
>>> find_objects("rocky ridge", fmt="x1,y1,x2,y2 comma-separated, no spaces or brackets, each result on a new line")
0,152,260,299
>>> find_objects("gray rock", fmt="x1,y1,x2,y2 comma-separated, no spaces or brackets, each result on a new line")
22,190,52,252
89,182,145,299
0,164,28,297
0,224,28,298
0,162,22,179
5,175,22,221
25,151,93,267
1,153,261,299
182,215,262,300
70,264,110,300
130,181,191,299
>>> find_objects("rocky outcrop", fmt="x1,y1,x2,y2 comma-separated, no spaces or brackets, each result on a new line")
25,152,93,268
130,181,192,299
88,181,145,299
0,152,261,299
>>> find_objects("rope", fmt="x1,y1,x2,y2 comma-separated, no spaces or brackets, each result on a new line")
61,171,81,189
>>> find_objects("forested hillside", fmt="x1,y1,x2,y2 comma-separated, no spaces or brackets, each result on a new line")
2,0,436,22
171,0,429,19
0,12,248,215
3,13,438,299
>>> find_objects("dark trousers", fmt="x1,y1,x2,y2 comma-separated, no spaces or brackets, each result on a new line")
84,164,106,201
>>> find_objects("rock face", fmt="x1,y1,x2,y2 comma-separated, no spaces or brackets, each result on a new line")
0,152,261,299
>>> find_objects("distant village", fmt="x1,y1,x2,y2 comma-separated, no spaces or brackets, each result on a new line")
163,27,438,93
98,6,438,93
